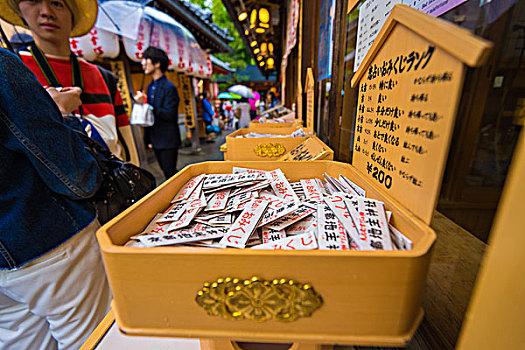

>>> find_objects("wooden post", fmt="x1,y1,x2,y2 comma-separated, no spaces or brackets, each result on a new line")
326,0,349,156
297,0,304,121
305,68,315,134
456,131,525,349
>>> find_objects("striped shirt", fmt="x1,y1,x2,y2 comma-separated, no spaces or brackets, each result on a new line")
20,51,129,127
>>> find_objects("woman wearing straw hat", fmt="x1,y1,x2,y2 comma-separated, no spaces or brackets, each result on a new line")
0,0,137,163
0,45,112,349
0,1,114,349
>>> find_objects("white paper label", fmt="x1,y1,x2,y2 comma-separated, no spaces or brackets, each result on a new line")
156,202,187,223
171,174,206,202
209,214,233,225
339,175,366,197
205,189,231,211
268,169,300,204
167,208,201,231
324,194,364,250
251,231,318,250
261,227,286,243
346,198,393,250
135,224,228,247
300,179,324,202
266,205,316,231
258,201,299,228
219,199,269,248
317,204,351,250
286,215,318,235
390,224,413,250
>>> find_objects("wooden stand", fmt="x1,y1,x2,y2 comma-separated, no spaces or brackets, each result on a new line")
199,339,330,350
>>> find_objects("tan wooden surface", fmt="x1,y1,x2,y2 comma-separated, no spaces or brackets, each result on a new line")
248,120,303,133
278,136,334,161
79,311,115,350
348,0,361,14
456,132,525,348
297,80,303,122
97,161,435,346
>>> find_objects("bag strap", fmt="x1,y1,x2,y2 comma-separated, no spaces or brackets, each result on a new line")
29,43,85,116
96,65,131,161
73,128,119,163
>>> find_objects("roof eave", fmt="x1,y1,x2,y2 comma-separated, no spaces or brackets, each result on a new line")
160,0,234,53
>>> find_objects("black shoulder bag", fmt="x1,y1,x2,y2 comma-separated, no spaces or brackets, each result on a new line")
76,130,156,224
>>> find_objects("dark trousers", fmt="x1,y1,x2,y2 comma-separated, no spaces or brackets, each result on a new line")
154,148,179,179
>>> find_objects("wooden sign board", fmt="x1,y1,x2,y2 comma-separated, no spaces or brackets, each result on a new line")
350,4,492,224
110,61,132,117
178,73,196,129
305,67,315,134
278,137,329,161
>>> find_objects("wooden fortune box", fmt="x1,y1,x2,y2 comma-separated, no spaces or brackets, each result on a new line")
248,119,304,133
223,128,309,161
97,5,492,347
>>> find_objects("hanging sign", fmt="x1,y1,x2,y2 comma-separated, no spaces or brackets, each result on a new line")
350,4,492,223
179,73,196,128
305,68,315,134
110,61,132,117
354,0,403,73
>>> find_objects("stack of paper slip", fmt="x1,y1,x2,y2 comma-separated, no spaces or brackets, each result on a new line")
128,169,412,251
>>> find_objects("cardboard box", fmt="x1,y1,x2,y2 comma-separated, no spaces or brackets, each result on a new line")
97,161,436,346
224,129,308,161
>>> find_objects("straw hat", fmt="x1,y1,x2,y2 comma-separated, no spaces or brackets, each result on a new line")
0,0,98,37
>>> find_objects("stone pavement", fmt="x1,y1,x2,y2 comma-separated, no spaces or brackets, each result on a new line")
141,129,234,186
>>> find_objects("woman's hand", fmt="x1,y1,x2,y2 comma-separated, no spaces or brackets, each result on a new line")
46,86,82,113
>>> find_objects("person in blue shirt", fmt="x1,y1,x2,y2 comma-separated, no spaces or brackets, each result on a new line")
201,90,216,142
135,46,180,179
0,47,111,349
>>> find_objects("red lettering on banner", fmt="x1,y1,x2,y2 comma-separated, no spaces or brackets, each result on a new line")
359,213,367,240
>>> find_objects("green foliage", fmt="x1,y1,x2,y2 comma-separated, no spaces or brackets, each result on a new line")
210,0,251,70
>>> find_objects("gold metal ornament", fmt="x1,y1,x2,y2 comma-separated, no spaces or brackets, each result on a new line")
195,276,323,322
254,143,286,157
